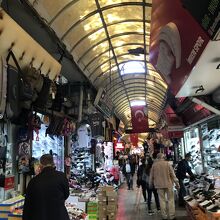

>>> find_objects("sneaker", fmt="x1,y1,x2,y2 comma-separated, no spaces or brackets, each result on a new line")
148,210,154,215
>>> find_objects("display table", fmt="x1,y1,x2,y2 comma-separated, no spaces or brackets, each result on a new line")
66,195,86,211
186,200,220,220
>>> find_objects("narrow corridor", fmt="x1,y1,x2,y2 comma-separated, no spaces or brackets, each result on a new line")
116,182,187,220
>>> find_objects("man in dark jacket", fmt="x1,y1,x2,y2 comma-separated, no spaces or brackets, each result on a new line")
122,158,135,190
176,153,194,206
22,154,70,220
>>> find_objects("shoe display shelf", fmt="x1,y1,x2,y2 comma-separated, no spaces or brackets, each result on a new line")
184,175,220,220
201,124,220,173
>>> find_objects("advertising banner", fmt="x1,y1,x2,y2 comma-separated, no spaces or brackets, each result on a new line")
131,106,148,133
150,0,210,95
4,176,15,190
181,0,220,40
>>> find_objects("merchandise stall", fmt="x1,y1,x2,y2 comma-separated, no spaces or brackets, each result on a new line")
0,122,15,202
32,119,64,172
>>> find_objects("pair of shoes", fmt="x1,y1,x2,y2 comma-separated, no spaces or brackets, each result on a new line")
127,188,130,190
148,210,154,215
157,208,161,213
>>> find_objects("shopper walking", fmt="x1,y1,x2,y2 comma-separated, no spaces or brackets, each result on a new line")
176,152,195,206
150,153,179,220
137,157,160,215
122,158,135,190
23,154,70,220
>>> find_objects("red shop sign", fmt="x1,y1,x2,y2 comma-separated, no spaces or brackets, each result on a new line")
4,176,15,190
115,142,124,150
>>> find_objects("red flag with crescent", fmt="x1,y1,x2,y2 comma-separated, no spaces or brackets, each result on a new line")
131,106,148,133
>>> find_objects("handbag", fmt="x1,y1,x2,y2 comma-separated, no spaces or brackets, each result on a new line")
0,56,7,119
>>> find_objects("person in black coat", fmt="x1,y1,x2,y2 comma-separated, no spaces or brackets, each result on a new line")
137,156,160,215
22,154,70,220
176,152,195,206
122,158,135,190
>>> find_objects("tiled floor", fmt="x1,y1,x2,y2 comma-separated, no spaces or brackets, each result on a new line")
116,182,188,220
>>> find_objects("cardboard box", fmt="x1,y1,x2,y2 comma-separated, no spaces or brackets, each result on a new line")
107,201,118,208
98,201,107,206
107,204,117,212
99,205,107,211
107,195,117,203
98,195,107,202
98,209,107,219
106,191,117,197
102,186,114,192
108,212,116,220
99,217,107,220
98,191,106,197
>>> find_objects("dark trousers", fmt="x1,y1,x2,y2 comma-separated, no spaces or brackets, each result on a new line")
178,178,186,205
125,173,133,189
141,181,147,202
146,185,160,210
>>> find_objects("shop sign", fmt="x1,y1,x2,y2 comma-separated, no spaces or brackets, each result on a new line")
94,88,114,118
181,0,220,40
4,176,15,190
115,142,124,150
150,0,210,95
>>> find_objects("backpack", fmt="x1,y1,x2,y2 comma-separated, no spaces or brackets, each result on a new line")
6,52,33,119
34,76,52,108
0,56,7,119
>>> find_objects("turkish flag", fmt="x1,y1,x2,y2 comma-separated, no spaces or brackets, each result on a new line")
131,106,148,133
130,133,138,146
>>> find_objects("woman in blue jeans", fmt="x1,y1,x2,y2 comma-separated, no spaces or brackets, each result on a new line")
137,156,160,215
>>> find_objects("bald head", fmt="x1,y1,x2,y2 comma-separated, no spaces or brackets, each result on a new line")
157,153,165,160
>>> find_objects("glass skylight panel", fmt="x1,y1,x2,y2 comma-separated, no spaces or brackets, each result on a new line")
120,61,145,75
130,100,146,107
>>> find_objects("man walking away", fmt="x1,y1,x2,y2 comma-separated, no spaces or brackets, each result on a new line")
23,154,70,220
150,153,179,220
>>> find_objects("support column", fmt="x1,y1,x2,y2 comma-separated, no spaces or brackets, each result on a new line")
78,84,84,123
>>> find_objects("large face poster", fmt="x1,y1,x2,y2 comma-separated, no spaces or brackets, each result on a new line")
32,123,64,171
150,0,210,95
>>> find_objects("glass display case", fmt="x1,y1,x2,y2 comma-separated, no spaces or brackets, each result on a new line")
200,120,220,175
32,117,64,172
184,127,203,174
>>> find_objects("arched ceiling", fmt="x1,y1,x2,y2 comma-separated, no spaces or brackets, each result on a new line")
26,0,168,128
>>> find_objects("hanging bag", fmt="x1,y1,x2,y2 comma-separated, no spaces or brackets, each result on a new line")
0,56,7,119
6,52,22,119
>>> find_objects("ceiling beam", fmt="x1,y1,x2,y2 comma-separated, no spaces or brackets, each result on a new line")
95,0,131,110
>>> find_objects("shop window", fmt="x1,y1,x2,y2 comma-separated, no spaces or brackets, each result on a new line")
200,119,220,176
32,114,64,172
